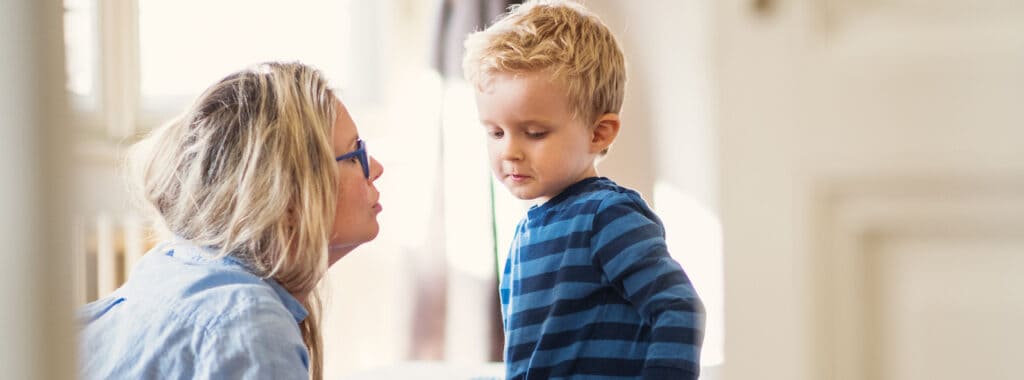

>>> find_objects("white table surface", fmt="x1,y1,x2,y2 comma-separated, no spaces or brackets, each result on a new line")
340,361,505,380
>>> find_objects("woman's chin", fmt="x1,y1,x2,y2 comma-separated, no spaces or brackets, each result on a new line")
327,244,357,266
328,227,379,263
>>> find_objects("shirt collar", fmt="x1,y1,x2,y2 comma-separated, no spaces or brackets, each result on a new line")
163,238,309,323
264,278,309,323
527,176,606,220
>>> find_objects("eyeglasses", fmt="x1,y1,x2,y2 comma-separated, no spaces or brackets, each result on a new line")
335,139,369,179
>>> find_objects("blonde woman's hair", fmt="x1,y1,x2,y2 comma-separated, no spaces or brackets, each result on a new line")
128,62,337,380
462,0,626,126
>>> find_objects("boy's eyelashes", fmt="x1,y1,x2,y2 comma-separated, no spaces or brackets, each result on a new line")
482,127,549,139
485,128,505,139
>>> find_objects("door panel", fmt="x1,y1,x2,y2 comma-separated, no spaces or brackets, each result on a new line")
869,235,1024,380
718,0,1024,378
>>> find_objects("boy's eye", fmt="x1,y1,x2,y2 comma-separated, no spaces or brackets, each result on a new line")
487,129,504,138
525,131,547,139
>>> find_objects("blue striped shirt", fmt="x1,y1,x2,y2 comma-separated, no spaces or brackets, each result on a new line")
500,177,704,379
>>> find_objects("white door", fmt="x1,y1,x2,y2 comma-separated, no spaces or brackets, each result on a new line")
718,1,1024,379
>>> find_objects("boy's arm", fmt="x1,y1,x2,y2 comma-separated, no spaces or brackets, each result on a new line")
591,199,706,380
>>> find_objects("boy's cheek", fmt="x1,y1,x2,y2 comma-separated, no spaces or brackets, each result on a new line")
485,145,501,159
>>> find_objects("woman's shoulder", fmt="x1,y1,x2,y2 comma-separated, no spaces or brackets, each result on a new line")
78,241,308,379
114,241,302,330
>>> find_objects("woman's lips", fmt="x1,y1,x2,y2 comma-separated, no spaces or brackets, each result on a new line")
372,202,382,212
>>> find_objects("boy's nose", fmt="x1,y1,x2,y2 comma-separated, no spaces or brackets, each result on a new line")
499,139,524,161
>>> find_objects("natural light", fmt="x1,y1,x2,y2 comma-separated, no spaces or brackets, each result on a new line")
655,181,725,367
138,0,352,102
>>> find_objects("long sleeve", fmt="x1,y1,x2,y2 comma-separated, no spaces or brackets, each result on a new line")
591,198,706,379
198,301,310,380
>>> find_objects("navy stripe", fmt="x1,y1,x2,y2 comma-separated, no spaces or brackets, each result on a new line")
527,357,646,378
627,270,692,303
519,231,591,262
509,287,627,330
592,201,636,231
592,223,663,272
651,326,704,344
508,322,649,359
517,265,603,296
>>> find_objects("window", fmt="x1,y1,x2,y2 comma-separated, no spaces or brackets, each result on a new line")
137,0,355,113
63,1,495,378
63,0,99,120
64,0,377,136
63,0,97,100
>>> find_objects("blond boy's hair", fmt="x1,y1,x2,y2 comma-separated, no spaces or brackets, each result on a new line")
462,0,626,125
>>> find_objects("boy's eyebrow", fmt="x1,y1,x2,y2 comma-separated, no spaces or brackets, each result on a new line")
478,118,557,128
515,119,555,128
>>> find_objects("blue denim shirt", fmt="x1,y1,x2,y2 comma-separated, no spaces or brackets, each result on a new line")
78,240,310,379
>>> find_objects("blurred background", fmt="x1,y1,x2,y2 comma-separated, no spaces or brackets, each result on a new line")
2,0,1022,379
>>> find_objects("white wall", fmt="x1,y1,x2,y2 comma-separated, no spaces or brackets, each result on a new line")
588,0,716,208
585,1,723,377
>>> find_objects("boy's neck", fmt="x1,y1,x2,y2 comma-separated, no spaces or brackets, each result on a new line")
535,167,600,205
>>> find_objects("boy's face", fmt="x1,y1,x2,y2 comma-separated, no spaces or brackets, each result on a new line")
474,72,599,203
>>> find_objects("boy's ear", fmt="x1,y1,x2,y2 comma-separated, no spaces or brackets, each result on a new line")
590,113,620,154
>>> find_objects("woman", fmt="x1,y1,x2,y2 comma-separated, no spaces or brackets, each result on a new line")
78,62,383,380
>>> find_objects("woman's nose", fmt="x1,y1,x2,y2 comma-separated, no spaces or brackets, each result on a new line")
368,156,383,181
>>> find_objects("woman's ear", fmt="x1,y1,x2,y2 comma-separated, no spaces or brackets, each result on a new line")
590,113,620,154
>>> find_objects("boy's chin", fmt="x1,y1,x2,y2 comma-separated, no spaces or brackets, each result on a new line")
511,192,537,201
506,188,541,201
512,191,554,204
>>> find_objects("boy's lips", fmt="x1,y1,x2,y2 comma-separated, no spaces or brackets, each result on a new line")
507,173,531,183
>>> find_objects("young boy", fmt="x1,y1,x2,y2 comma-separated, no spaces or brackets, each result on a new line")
463,1,705,379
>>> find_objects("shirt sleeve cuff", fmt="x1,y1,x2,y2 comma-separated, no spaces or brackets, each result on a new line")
643,366,699,380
